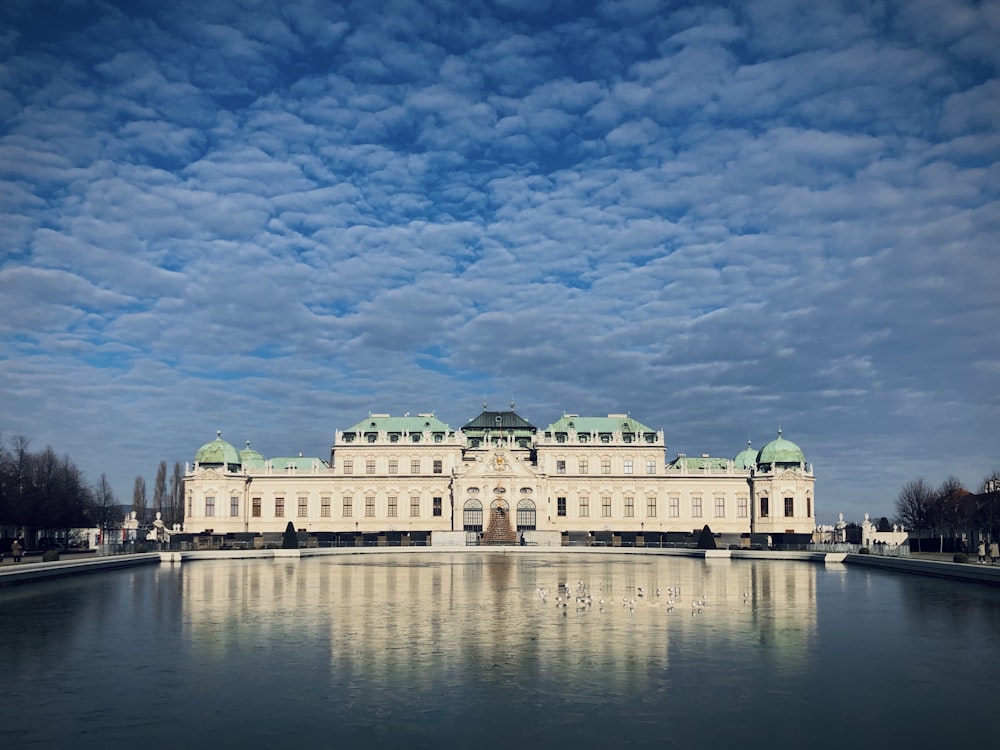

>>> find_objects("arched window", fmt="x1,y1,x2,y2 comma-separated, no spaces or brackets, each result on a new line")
516,499,536,530
463,499,483,531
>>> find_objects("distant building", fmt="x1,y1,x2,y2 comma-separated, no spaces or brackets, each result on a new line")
183,405,816,546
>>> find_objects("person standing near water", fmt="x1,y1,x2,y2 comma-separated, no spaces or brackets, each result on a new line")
978,541,986,563
990,541,999,565
11,538,22,563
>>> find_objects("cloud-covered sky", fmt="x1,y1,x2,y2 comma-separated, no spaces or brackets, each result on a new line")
2,0,998,524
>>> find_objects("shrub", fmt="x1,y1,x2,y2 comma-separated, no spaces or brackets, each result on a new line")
281,521,298,549
858,547,870,555
134,543,148,553
41,549,60,562
953,553,969,564
696,525,717,550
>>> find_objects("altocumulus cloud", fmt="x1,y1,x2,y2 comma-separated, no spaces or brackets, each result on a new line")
0,0,998,522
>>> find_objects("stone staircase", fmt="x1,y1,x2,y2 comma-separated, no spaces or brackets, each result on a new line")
482,505,517,545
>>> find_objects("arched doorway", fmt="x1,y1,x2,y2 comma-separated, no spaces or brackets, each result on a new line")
516,499,536,531
464,499,483,545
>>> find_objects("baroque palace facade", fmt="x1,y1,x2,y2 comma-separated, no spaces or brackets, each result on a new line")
183,405,816,547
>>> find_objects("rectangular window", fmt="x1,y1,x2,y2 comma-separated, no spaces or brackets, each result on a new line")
411,459,421,474
252,497,262,518
557,497,566,517
410,496,420,517
298,496,309,517
579,459,588,474
601,459,611,474
784,497,794,517
321,496,331,518
715,497,725,517
556,459,566,475
624,496,634,517
760,497,769,518
366,495,375,517
205,496,215,517
366,459,375,475
275,497,285,518
343,459,353,474
807,497,812,517
647,497,656,517
433,497,442,517
624,460,633,475
388,459,398,474
692,497,702,518
669,496,679,517
230,496,239,517
738,497,748,518
343,496,352,518
433,460,442,474
579,496,589,517
646,460,656,475
602,496,611,517
388,496,398,517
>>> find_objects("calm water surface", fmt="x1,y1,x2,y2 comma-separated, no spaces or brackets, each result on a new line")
1,554,997,748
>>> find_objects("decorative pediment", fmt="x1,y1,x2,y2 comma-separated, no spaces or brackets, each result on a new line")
193,466,226,480
456,449,540,480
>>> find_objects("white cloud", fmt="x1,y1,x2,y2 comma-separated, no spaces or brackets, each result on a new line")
0,0,997,520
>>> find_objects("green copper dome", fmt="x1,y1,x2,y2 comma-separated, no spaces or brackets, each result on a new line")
239,441,266,470
756,430,806,466
734,440,757,470
195,431,241,467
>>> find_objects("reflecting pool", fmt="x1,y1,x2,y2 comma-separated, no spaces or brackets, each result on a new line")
2,553,997,748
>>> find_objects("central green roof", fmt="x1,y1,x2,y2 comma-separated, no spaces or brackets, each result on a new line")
461,409,537,434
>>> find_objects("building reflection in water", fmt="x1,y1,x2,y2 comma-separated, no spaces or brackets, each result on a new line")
180,554,819,694
5,554,1000,748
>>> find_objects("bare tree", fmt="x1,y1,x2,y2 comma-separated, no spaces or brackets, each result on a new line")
934,475,965,549
895,477,934,551
91,473,122,541
166,461,184,528
152,461,167,520
132,475,147,524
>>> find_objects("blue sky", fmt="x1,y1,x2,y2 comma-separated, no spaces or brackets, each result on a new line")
1,0,998,525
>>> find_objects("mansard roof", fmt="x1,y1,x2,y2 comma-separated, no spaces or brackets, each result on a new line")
270,455,328,470
461,408,537,434
544,413,656,435
343,413,454,434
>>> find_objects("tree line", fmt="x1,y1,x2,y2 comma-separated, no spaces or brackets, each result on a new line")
895,470,1000,551
0,433,184,544
129,459,185,527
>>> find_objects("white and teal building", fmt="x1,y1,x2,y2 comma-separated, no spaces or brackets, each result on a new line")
184,406,816,547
